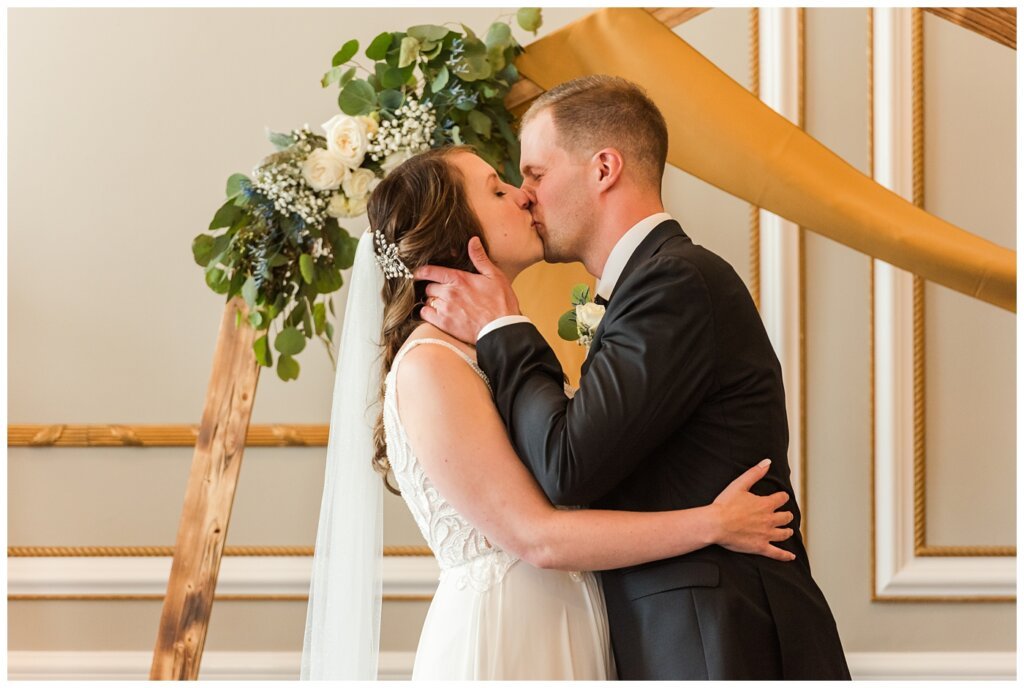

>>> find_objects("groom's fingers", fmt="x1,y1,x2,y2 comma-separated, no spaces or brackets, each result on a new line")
414,264,463,285
764,544,798,562
467,236,498,278
769,527,795,543
773,510,795,526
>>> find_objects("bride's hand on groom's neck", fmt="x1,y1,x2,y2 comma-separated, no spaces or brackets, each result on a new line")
415,237,521,345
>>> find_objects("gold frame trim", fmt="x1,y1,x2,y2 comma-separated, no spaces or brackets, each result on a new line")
868,9,1014,603
8,594,433,602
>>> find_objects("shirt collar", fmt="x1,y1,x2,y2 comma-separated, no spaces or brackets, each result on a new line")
595,212,674,301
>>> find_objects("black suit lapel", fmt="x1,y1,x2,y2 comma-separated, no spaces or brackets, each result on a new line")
608,220,688,304
580,220,688,377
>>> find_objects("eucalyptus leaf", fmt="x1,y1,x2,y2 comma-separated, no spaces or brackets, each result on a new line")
301,300,314,336
516,8,543,33
299,254,315,284
313,302,327,335
205,267,229,294
325,321,335,341
192,235,216,266
338,66,356,90
321,64,349,88
366,32,393,60
275,326,306,355
431,64,449,92
467,109,492,139
334,235,358,270
338,79,377,116
248,310,265,329
225,173,249,199
378,88,404,111
209,199,244,230
227,268,245,299
398,36,420,68
485,22,511,49
558,310,580,340
277,354,300,381
571,283,591,306
408,24,450,42
267,130,295,150
313,265,344,294
332,39,359,67
381,65,410,89
241,275,258,307
254,334,273,367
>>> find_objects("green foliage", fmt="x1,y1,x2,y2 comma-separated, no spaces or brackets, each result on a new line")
571,283,591,306
517,8,542,33
558,310,580,341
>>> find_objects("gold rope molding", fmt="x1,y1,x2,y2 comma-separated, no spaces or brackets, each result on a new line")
8,545,433,557
8,424,330,447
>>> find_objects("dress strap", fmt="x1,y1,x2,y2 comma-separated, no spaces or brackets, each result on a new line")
391,338,491,391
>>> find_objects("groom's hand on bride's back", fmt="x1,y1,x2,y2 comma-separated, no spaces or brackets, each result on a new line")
415,237,522,345
708,458,798,562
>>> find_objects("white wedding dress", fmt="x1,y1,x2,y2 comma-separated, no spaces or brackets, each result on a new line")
383,338,617,680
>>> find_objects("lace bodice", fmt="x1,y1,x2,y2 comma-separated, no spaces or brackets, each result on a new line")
383,338,519,592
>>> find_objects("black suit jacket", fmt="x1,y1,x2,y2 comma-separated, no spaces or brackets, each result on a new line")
477,220,850,680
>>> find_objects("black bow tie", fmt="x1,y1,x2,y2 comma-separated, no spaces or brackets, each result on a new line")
593,293,609,307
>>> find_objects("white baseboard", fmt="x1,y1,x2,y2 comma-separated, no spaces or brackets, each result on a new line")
5,650,1015,680
6,650,416,681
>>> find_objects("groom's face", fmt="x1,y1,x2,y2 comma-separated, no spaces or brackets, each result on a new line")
519,110,592,264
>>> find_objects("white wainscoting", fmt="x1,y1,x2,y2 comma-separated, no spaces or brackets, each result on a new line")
7,556,440,597
870,7,1015,600
5,650,1015,681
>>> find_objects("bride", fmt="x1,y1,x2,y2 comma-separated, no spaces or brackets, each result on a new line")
301,146,797,680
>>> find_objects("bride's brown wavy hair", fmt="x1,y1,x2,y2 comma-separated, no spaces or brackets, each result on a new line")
366,145,487,494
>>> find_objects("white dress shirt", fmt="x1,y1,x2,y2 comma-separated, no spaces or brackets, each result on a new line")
477,212,675,341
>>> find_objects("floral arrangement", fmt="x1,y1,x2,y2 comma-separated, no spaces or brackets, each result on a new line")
558,284,605,349
192,9,542,381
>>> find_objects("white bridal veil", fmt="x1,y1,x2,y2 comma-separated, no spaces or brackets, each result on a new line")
301,230,385,679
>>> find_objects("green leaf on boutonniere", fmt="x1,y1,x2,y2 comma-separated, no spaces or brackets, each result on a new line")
571,283,591,306
558,309,580,341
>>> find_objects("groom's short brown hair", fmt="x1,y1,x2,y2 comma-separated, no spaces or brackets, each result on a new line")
521,75,669,190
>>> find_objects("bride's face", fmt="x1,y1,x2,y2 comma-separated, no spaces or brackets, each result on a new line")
450,151,544,279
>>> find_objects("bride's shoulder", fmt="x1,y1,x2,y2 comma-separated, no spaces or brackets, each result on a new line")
395,325,481,395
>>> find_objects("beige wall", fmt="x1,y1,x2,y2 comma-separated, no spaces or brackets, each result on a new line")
7,6,1015,672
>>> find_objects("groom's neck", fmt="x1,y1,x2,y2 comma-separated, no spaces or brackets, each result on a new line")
584,194,666,279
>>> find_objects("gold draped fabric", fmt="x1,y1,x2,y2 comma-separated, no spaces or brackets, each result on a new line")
508,7,1015,350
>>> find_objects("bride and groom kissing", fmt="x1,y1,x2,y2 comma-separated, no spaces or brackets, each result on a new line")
302,75,850,680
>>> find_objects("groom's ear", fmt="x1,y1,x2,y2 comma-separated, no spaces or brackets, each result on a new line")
593,148,624,190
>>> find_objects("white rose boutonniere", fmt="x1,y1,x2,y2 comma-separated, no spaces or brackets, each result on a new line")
558,283,605,349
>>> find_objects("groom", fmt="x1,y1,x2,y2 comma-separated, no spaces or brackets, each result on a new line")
415,75,850,680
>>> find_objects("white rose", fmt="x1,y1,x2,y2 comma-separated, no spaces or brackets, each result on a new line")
326,193,349,218
358,115,379,137
322,114,369,168
326,192,368,219
380,149,414,176
343,167,377,200
301,149,349,191
576,302,606,332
